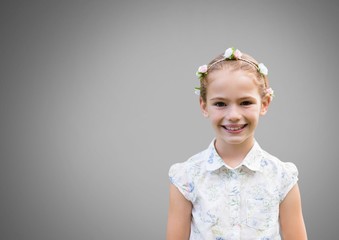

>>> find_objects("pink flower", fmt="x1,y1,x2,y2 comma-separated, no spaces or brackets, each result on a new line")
198,65,208,73
234,49,242,59
266,87,274,96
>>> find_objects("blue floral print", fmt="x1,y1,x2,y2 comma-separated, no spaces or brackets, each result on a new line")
169,139,298,239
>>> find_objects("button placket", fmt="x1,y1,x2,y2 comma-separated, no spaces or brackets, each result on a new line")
228,169,241,229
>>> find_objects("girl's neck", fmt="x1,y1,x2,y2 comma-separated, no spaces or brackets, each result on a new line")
214,138,255,168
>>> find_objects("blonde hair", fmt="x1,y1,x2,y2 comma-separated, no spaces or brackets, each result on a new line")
199,52,270,102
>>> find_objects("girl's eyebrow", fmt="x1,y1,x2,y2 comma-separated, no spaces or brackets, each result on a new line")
209,97,229,102
209,96,256,101
238,96,257,100
210,97,226,100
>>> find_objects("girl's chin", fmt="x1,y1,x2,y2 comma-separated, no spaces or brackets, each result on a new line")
216,135,254,146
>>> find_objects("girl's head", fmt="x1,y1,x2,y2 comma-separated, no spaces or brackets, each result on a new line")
196,48,273,147
196,48,273,103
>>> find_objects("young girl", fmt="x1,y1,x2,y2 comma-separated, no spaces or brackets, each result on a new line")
166,48,307,240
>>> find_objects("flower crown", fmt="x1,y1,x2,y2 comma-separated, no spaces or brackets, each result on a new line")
195,47,274,99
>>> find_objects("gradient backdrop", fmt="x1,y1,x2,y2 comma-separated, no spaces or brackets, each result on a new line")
1,1,338,239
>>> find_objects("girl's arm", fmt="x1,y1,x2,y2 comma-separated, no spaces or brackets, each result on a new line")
166,184,192,240
279,184,307,240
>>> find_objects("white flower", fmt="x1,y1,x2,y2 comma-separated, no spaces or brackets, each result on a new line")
258,63,268,75
223,48,234,59
194,88,201,96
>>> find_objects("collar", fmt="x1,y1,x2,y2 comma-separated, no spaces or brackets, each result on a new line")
205,139,264,172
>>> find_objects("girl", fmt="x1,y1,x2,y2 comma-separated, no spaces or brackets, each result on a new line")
166,48,307,240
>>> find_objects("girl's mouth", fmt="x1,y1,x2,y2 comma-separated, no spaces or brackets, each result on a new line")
222,124,247,133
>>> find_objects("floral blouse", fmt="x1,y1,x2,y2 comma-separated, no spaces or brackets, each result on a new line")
169,140,298,240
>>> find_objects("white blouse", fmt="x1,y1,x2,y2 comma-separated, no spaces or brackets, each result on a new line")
169,140,298,240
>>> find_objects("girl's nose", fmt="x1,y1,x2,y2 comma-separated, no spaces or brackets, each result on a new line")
226,105,241,122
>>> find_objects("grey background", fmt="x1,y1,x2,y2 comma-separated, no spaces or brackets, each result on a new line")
1,0,338,239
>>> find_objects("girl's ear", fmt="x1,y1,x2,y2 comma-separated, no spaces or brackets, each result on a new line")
200,97,209,118
260,95,271,116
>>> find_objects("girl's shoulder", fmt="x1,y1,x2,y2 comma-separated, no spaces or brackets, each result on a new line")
260,148,298,175
169,147,209,177
168,148,209,202
259,148,299,201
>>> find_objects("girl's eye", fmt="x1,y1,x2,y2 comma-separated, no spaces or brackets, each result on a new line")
214,102,226,107
241,101,252,106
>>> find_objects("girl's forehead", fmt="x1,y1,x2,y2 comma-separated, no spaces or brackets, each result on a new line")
206,69,261,98
208,69,258,88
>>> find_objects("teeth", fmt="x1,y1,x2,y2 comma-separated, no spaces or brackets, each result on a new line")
225,125,244,131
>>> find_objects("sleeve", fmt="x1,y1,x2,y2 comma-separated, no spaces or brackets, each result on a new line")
168,162,196,203
279,162,299,202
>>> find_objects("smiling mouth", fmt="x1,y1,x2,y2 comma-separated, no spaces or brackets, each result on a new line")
222,124,247,132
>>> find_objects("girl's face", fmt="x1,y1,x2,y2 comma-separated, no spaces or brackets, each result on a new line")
200,69,270,149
